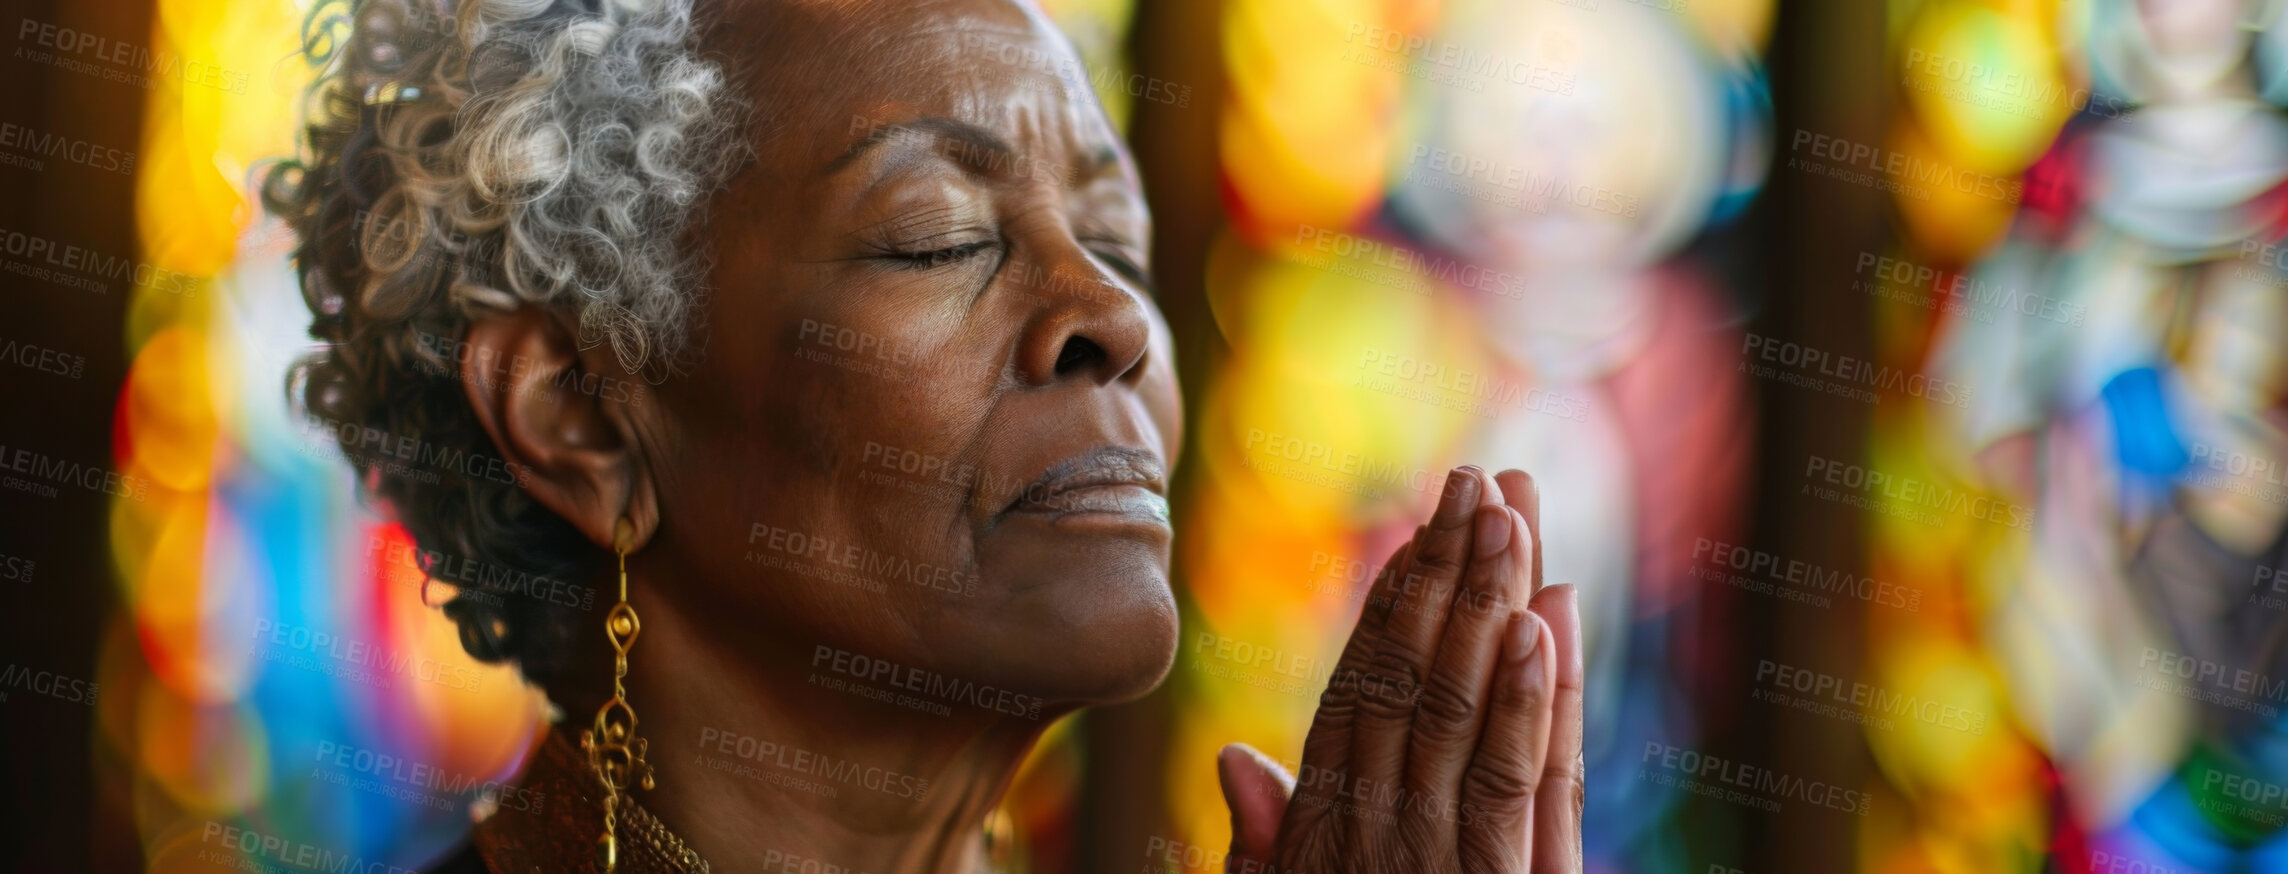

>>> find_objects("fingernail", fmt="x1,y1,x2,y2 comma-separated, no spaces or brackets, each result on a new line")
1508,610,1545,671
1245,745,1295,794
1439,467,1481,522
1473,505,1511,559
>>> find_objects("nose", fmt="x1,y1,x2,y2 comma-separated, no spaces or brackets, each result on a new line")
1011,238,1152,389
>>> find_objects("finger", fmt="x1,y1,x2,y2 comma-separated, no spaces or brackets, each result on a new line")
1351,468,1492,810
1492,469,1542,595
1458,610,1554,873
1528,585,1584,874
1219,743,1295,870
1286,534,1416,840
1403,502,1532,831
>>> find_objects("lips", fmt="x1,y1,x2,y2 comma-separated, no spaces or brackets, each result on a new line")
1007,446,1170,522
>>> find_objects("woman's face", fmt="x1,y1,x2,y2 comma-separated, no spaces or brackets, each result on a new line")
643,0,1183,708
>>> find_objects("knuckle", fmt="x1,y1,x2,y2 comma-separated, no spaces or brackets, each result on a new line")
1547,753,1586,794
1448,582,1513,620
1354,679,1419,723
1372,631,1427,672
1411,547,1466,581
1490,671,1546,714
1532,757,1586,823
1351,655,1427,722
1464,762,1540,810
1315,681,1357,714
1567,753,1586,813
1313,697,1359,730
1412,681,1479,743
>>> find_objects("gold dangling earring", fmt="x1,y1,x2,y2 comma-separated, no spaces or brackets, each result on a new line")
584,517,653,873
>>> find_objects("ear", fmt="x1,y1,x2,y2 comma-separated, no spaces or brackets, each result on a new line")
458,306,660,553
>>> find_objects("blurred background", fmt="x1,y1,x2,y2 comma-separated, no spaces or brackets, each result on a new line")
6,0,2288,871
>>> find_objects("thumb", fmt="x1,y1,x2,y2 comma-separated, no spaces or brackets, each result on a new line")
1217,743,1294,866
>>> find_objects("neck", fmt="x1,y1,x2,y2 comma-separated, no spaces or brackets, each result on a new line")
572,574,1060,874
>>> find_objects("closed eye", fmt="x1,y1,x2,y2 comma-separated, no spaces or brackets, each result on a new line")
886,241,997,270
1083,242,1154,293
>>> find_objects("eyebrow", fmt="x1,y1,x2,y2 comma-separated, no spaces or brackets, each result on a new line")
829,116,1126,185
829,116,1017,176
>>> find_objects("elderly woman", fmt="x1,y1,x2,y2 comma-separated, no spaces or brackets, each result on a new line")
266,0,1584,871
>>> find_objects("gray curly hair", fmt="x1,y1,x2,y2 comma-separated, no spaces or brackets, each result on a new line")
263,0,747,686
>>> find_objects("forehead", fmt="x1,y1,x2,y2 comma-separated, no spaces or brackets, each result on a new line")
704,0,1113,163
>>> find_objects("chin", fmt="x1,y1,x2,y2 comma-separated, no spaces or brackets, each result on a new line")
1067,575,1181,705
962,556,1181,708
